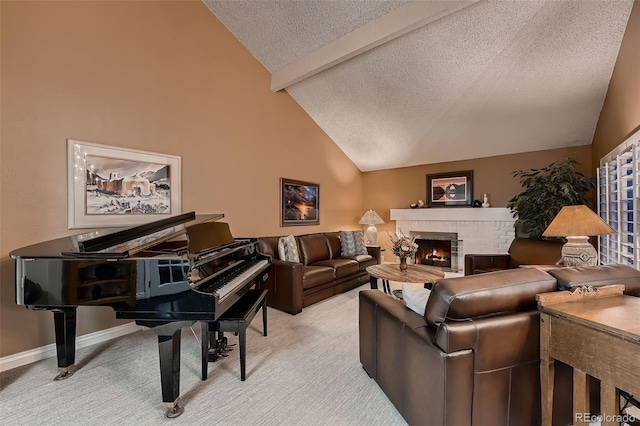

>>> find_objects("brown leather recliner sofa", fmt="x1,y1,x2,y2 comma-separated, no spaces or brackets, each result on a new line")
257,232,380,314
464,237,565,275
359,264,640,426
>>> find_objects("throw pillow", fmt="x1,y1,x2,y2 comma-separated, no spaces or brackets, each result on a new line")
277,235,300,263
402,284,431,316
339,230,368,256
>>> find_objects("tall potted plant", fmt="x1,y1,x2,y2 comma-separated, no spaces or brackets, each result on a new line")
507,157,595,239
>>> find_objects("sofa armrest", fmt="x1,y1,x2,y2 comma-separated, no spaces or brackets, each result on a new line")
260,259,304,314
366,245,382,264
464,254,510,275
548,264,640,296
359,289,474,425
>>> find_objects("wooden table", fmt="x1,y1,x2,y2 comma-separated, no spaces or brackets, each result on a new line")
537,285,640,426
366,263,444,294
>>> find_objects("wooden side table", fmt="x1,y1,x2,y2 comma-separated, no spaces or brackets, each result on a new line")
537,285,640,426
365,245,384,264
366,263,444,294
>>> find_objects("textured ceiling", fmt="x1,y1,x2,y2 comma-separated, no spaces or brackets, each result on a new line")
203,0,633,171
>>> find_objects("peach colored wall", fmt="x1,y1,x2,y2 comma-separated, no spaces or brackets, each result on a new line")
591,1,640,169
0,1,363,357
363,146,592,262
2,0,637,361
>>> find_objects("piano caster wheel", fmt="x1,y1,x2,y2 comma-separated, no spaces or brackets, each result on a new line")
54,369,74,381
164,404,184,419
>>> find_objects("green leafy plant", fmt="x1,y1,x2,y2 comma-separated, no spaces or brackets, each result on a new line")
507,158,595,239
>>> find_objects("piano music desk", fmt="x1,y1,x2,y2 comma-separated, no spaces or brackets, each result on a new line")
202,289,268,381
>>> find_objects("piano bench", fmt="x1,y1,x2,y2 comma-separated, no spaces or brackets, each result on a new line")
201,289,268,381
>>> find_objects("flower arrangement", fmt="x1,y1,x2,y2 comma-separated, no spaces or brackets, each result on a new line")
387,229,418,258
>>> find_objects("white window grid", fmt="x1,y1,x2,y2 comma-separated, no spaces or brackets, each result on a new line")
598,127,640,269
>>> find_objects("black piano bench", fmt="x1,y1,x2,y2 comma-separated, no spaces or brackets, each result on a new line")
201,289,268,381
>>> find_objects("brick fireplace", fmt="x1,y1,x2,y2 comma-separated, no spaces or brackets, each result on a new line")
390,208,516,274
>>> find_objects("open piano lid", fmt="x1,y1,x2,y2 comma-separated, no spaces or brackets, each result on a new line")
9,212,226,259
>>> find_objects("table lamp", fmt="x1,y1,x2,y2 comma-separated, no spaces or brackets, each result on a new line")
542,205,616,267
358,210,385,245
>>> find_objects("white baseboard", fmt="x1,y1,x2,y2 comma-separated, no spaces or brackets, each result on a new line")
0,322,143,373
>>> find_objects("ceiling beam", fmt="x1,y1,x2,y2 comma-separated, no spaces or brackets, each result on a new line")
270,0,480,92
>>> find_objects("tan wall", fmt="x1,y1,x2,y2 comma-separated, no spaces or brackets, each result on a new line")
0,1,363,357
591,1,640,169
363,146,592,262
2,0,638,360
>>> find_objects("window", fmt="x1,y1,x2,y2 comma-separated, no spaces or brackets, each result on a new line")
598,127,640,268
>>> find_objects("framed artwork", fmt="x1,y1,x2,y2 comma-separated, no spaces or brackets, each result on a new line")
426,170,473,207
280,178,320,226
67,139,181,229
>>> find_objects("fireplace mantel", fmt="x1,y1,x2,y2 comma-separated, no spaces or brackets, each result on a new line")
390,207,516,264
390,208,514,222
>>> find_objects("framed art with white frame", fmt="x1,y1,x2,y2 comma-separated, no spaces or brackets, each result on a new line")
67,139,181,229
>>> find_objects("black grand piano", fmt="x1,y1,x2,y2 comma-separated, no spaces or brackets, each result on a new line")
9,211,271,417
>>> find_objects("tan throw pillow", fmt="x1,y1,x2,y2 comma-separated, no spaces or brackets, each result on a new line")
339,230,368,256
278,235,300,263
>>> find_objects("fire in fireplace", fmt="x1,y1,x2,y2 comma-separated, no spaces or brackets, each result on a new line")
411,232,461,271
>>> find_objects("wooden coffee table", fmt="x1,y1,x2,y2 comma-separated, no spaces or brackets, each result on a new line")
366,263,444,294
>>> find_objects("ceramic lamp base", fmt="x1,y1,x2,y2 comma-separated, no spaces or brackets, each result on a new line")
365,225,378,245
561,236,598,267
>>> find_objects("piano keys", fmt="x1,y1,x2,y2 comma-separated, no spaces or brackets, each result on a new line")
9,212,271,418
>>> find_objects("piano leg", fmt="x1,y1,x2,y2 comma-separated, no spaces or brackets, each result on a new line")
201,321,209,380
138,320,192,418
200,321,217,380
53,307,77,380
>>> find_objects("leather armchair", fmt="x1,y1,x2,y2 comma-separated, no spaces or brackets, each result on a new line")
359,264,640,425
465,237,564,275
360,268,563,425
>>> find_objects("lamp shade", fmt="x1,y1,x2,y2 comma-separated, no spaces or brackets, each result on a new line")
542,205,615,237
358,210,385,225
542,205,615,267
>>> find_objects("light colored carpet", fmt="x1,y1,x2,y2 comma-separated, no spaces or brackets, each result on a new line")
0,284,407,426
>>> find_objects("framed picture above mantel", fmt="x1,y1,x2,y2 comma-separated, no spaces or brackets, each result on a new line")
426,170,473,207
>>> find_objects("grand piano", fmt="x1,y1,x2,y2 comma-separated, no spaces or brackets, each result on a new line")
9,211,271,417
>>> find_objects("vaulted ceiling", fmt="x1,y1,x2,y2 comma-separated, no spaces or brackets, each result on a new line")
203,0,634,171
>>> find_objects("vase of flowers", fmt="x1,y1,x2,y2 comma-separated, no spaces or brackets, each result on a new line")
399,257,408,272
388,230,418,272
